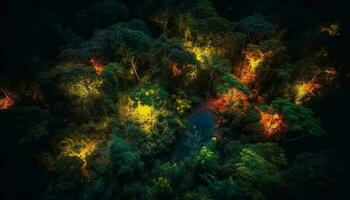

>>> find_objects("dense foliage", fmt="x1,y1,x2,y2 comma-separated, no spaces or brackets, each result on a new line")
1,0,349,200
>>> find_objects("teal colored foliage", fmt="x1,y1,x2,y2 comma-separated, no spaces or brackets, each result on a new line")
272,98,326,138
236,14,276,38
130,84,169,108
109,137,144,178
217,73,250,95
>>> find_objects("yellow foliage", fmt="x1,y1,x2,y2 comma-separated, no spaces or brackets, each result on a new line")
259,110,285,136
183,40,214,63
294,81,321,105
320,23,341,37
60,135,98,170
119,98,163,133
245,52,265,69
174,97,191,115
239,48,272,84
67,79,102,98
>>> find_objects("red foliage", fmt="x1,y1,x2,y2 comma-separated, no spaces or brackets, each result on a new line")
0,89,15,110
168,62,182,77
259,107,286,136
90,57,104,75
208,89,249,114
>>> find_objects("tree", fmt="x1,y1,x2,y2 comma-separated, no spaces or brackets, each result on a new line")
112,26,153,82
121,181,147,200
203,55,231,96
235,14,276,41
183,190,212,200
217,73,250,95
79,178,112,200
207,179,245,200
109,137,144,179
171,91,192,115
142,111,184,159
151,34,197,80
234,148,285,200
42,65,116,122
47,65,102,99
119,19,153,37
152,161,189,194
130,84,169,108
272,98,326,141
193,144,219,183
59,20,153,82
282,150,345,200
48,156,84,192
100,64,119,99
184,16,245,61
192,0,218,19
150,9,172,32
146,177,173,200
221,142,287,199
113,29,151,81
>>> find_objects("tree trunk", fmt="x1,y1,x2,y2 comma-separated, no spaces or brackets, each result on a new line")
130,57,140,82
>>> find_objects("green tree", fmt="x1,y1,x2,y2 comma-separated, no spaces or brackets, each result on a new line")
150,9,172,32
151,34,197,80
235,148,285,200
146,177,174,200
153,161,189,192
235,14,276,41
283,150,345,200
130,84,169,108
217,73,250,95
272,98,326,141
100,64,119,99
207,179,244,200
192,0,218,18
109,137,144,179
203,56,231,96
112,26,153,82
221,142,287,199
193,144,219,184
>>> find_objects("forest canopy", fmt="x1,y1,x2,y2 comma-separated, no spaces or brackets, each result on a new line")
1,0,349,200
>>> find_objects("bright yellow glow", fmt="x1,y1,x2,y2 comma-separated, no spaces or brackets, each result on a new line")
174,97,191,115
238,49,272,84
119,98,163,133
183,41,214,63
132,103,157,132
142,89,156,96
60,136,98,170
320,23,340,36
259,109,285,136
239,64,258,85
67,79,102,98
245,52,265,69
295,81,321,104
